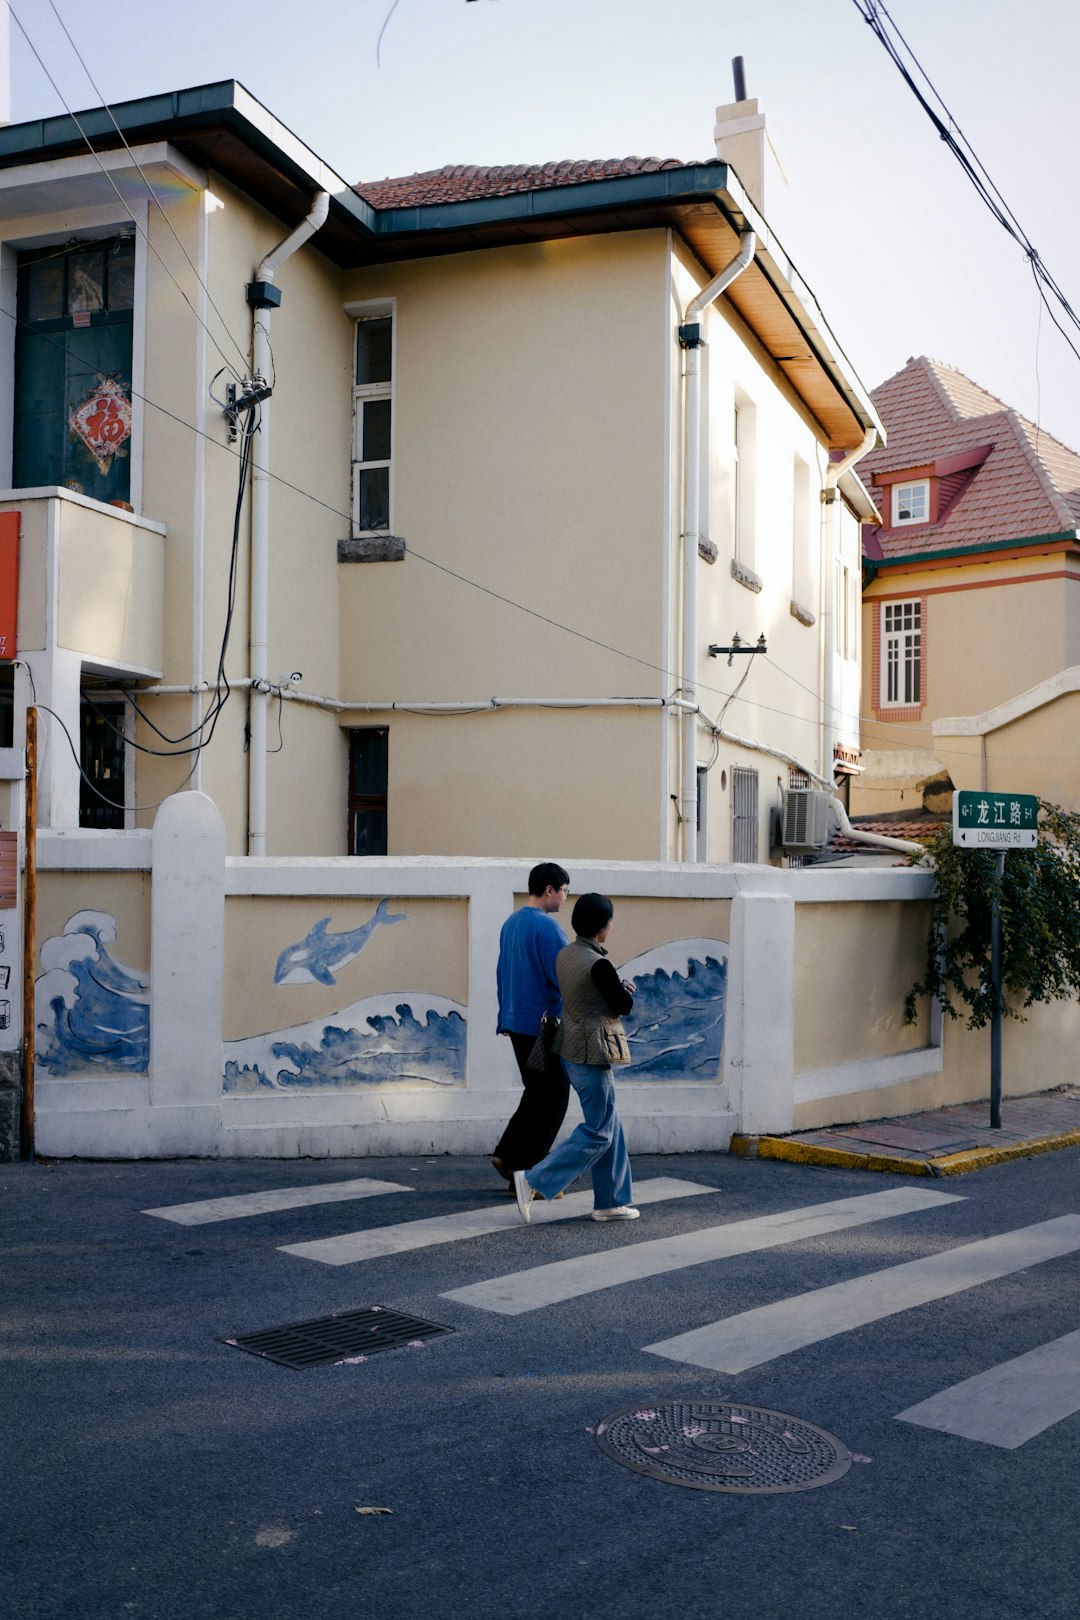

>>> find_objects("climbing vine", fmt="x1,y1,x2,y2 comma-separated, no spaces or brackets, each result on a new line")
905,800,1080,1030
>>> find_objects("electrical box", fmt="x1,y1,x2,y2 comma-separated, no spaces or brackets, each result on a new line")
781,788,831,849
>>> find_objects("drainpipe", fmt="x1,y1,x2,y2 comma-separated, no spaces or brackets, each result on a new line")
677,229,756,860
246,189,330,855
821,427,876,788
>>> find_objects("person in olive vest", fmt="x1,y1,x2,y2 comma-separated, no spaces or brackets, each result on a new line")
513,892,638,1223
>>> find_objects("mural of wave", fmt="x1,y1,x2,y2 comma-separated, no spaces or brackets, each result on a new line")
223,992,467,1094
35,910,150,1076
619,937,727,1080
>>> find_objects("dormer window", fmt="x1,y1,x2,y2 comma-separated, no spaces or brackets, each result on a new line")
892,480,929,526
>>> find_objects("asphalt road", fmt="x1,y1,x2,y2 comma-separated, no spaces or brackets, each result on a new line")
4,1147,1078,1620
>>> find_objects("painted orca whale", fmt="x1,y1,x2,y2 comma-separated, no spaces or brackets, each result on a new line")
273,898,406,986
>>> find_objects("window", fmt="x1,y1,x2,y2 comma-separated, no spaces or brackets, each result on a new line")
352,311,394,533
835,560,859,662
791,455,812,608
892,480,929,526
79,698,127,828
881,600,921,707
732,396,756,566
348,728,388,855
731,765,759,863
14,235,136,503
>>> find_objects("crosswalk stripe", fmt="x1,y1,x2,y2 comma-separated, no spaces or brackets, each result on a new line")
278,1178,716,1266
441,1186,962,1315
895,1328,1080,1449
143,1177,412,1226
645,1214,1080,1374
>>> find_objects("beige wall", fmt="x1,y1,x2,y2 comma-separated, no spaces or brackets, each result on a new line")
794,900,932,1072
58,502,163,671
339,232,670,703
36,871,151,976
223,894,466,1041
794,991,1080,1130
857,557,1079,813
348,705,664,860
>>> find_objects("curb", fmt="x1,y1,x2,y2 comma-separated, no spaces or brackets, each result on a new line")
729,1127,1080,1178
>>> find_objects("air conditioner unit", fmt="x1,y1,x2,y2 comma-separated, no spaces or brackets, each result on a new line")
781,788,831,849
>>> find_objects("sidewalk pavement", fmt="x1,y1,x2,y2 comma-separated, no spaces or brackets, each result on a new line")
730,1085,1080,1177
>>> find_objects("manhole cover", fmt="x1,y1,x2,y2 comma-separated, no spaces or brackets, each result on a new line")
225,1306,454,1369
595,1402,852,1494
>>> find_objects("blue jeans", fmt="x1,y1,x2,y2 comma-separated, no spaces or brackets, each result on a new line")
525,1059,633,1210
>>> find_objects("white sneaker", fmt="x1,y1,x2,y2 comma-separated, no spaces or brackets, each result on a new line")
592,1205,639,1221
513,1170,535,1224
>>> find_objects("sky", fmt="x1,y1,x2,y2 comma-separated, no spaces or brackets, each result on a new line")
8,0,1080,449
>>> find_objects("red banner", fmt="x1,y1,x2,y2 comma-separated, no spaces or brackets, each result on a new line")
0,512,17,662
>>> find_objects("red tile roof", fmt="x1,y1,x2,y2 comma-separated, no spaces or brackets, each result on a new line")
354,156,698,209
861,356,1080,561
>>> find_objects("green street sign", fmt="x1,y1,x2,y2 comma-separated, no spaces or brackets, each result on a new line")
952,790,1038,849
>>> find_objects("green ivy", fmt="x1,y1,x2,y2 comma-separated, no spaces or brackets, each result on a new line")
905,800,1080,1031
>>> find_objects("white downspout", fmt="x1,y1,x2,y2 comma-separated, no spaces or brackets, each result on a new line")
247,189,330,855
821,426,876,788
678,229,756,860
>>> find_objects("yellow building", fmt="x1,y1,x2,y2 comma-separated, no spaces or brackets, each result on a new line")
854,357,1080,816
0,82,881,864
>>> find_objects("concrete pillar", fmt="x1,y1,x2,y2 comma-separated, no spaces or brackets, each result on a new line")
16,648,82,829
726,890,795,1135
149,791,225,1145
465,868,516,1091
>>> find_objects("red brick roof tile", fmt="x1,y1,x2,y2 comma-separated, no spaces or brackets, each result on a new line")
354,156,698,209
861,357,1080,561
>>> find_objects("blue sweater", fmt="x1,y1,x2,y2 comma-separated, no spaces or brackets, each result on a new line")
496,906,567,1036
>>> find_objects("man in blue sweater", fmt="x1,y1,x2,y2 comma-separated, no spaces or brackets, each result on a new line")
491,862,571,1188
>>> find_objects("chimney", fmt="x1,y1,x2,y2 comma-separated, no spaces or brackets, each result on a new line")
713,57,775,214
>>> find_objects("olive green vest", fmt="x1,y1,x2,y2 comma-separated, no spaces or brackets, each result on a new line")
553,937,631,1067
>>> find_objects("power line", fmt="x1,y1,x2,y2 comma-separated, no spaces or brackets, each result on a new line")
10,1,249,380
852,0,1080,369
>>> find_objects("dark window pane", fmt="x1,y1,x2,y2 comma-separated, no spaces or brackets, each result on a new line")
108,238,136,311
68,249,106,314
24,258,64,322
358,467,390,531
80,701,125,829
351,728,388,795
356,316,392,385
351,809,388,857
362,397,391,462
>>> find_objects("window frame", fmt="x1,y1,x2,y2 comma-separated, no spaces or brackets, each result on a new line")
879,598,922,709
347,299,396,538
347,726,389,856
891,479,930,527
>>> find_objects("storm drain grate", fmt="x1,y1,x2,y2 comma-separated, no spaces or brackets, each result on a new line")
595,1402,852,1494
225,1306,455,1369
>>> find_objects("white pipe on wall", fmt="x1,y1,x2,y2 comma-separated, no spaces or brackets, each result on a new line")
679,231,755,861
247,189,330,856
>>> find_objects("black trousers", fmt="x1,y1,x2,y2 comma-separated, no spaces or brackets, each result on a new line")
491,1031,571,1171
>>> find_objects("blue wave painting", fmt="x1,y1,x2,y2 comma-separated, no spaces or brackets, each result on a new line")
274,899,406,986
619,938,727,1080
35,910,150,1076
223,992,466,1093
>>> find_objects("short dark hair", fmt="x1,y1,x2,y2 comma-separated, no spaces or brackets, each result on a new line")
571,892,614,938
528,861,569,896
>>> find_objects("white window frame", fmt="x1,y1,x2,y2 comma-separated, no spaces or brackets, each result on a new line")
892,479,929,526
732,394,757,566
346,298,395,537
880,599,922,708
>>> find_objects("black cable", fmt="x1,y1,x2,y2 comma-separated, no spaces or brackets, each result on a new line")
853,0,1080,367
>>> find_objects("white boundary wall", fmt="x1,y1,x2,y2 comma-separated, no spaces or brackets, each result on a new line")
33,792,949,1159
